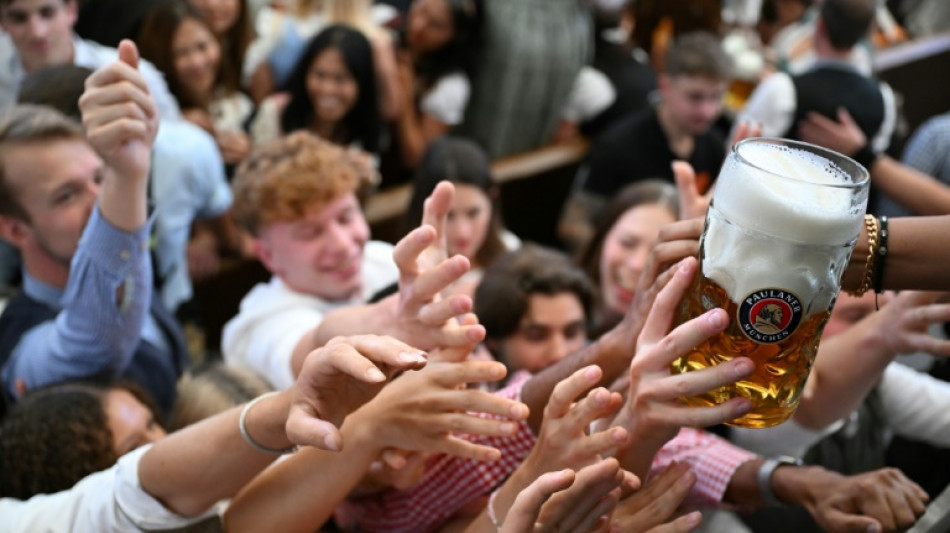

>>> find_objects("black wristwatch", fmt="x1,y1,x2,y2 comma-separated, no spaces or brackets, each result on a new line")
757,456,804,506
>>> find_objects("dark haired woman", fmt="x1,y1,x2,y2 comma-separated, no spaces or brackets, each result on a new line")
392,0,484,169
250,25,383,161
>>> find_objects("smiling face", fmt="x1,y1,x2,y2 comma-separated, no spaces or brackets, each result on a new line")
255,192,370,301
171,16,221,102
498,292,587,373
0,139,103,271
445,184,491,263
599,203,677,314
306,47,360,133
0,0,76,73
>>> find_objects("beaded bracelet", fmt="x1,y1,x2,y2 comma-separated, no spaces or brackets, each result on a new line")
239,392,297,454
872,216,889,308
847,214,879,297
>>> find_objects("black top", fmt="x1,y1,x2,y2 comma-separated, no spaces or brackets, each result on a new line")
581,106,725,198
582,44,658,138
785,65,886,144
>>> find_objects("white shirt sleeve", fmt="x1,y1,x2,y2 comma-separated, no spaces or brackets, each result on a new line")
1,446,215,532
419,73,471,126
879,362,950,448
561,66,616,123
735,71,796,138
729,417,846,459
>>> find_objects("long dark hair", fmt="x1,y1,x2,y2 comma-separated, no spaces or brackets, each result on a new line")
189,0,252,93
139,0,227,108
405,0,484,90
577,180,680,288
280,24,382,154
404,136,505,268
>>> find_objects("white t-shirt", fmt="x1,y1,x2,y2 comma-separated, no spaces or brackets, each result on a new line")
0,445,215,533
222,241,399,389
420,72,471,126
561,66,616,123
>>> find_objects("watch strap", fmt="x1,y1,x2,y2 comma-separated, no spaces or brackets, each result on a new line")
757,456,803,506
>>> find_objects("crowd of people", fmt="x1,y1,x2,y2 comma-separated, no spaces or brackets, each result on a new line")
1,0,950,531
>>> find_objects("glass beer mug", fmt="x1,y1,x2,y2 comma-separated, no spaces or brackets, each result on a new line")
670,138,870,428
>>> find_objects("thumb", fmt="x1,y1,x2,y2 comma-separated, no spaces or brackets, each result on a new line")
118,39,139,69
672,161,697,195
836,107,858,128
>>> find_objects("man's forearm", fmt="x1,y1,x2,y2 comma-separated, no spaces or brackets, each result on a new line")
871,156,950,217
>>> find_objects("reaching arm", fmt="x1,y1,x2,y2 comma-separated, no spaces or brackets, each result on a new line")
795,291,950,429
4,41,159,396
798,108,950,217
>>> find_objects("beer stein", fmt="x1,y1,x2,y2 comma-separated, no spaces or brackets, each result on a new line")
671,137,870,428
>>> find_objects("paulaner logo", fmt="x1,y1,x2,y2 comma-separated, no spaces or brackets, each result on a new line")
737,288,803,344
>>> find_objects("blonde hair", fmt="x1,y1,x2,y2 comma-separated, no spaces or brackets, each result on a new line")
169,364,273,431
231,131,373,236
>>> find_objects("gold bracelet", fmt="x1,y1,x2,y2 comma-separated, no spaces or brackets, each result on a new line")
847,214,879,297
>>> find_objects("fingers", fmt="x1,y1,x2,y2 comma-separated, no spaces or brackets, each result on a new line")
431,386,530,422
637,258,699,348
117,39,139,68
410,255,471,302
417,294,473,326
547,365,603,419
503,470,576,533
836,107,859,128
730,119,762,148
818,507,884,533
285,403,343,451
393,225,437,278
672,161,710,221
644,511,703,533
643,354,753,400
618,462,694,520
422,181,454,241
432,434,503,462
550,458,624,533
429,359,509,389
322,336,428,381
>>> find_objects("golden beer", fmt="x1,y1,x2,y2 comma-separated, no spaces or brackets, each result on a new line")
671,138,869,428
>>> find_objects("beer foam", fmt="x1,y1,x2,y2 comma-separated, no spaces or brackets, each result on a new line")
715,142,864,246
703,142,867,313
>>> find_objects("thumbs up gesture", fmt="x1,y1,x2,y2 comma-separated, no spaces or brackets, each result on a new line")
78,40,159,183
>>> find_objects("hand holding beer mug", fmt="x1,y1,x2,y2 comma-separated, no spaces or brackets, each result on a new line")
670,138,870,428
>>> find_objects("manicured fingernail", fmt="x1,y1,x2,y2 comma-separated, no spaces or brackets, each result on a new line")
593,388,609,406
323,433,340,452
366,367,386,382
500,422,517,435
399,352,426,364
706,310,725,329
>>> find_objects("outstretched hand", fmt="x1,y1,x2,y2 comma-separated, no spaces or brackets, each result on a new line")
616,257,753,477
386,181,485,353
286,335,427,451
